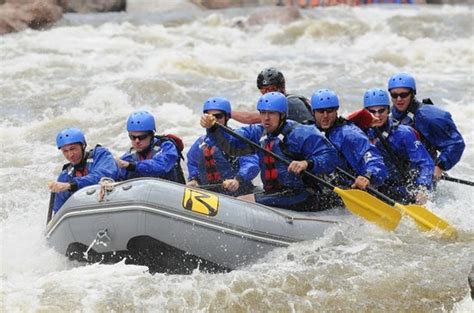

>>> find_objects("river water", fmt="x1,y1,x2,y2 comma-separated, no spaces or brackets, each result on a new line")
1,4,473,312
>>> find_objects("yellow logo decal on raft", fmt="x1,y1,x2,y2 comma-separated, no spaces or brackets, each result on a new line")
182,188,219,216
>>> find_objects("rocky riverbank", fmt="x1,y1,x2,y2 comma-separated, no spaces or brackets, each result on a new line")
1,0,471,35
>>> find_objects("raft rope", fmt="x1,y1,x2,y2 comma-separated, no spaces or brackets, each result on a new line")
98,177,118,202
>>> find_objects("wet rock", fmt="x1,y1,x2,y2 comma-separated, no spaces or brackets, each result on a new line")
247,6,301,26
0,0,63,35
127,0,201,13
61,0,126,13
192,0,269,9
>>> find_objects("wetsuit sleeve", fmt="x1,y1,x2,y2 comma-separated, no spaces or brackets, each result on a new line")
134,141,179,177
53,171,72,213
340,129,387,186
72,147,119,190
294,127,338,175
401,128,435,188
237,153,260,182
363,145,387,186
186,138,202,182
117,152,131,181
416,109,465,171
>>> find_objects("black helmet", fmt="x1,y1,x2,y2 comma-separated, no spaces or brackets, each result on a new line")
257,67,285,89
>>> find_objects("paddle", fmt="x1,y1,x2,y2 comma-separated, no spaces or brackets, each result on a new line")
441,174,474,187
336,167,457,238
213,123,401,231
347,109,457,237
47,192,55,224
197,183,224,190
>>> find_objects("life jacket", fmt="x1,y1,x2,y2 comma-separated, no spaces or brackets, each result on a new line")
203,145,223,184
63,146,97,178
130,135,186,184
260,122,303,192
158,134,186,185
262,140,284,192
392,98,437,160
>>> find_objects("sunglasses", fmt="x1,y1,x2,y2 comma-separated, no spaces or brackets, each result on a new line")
212,113,226,119
367,108,387,115
129,133,150,141
314,108,337,114
390,92,411,99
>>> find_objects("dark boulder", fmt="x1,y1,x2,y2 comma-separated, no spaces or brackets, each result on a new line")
60,0,126,13
0,0,63,35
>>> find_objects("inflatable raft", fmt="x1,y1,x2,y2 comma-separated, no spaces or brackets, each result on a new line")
45,178,347,273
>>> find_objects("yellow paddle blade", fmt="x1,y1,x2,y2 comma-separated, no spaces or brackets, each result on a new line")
394,203,457,238
333,187,401,231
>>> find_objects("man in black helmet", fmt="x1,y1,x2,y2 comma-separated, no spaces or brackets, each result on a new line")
232,67,314,125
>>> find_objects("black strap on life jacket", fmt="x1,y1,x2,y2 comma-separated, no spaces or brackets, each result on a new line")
373,127,412,183
276,122,305,161
203,145,223,184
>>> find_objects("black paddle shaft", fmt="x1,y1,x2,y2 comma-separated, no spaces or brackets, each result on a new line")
47,192,55,224
214,123,335,191
441,174,474,186
373,128,411,182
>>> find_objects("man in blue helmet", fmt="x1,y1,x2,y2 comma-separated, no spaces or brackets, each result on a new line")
116,111,185,183
232,67,315,125
363,88,434,204
311,89,387,206
187,97,259,196
388,73,465,181
48,128,119,214
201,92,338,211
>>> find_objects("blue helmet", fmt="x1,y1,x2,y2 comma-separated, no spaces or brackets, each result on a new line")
311,89,340,110
56,128,86,149
127,111,156,132
364,88,390,108
203,96,231,115
256,92,288,114
388,73,416,94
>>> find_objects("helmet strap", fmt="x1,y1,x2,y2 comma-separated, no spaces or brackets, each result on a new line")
406,95,420,115
76,144,88,168
81,143,87,158
271,113,286,135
